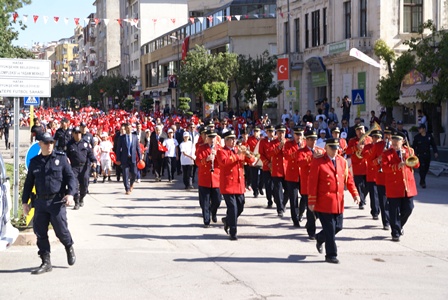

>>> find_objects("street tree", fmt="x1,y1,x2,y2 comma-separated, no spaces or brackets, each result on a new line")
177,97,191,115
202,82,228,104
238,51,283,119
374,39,415,124
178,45,237,103
0,0,33,58
404,20,448,145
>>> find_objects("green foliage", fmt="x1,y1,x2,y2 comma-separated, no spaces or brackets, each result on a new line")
0,0,34,58
177,97,191,114
202,82,228,104
374,39,396,74
235,51,283,118
140,97,154,113
178,45,238,98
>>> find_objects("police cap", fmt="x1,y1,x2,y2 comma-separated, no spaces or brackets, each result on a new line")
37,132,54,143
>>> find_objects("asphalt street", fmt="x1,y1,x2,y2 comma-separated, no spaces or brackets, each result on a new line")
1,170,448,300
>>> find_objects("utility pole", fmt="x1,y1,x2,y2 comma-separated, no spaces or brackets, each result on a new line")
169,36,181,106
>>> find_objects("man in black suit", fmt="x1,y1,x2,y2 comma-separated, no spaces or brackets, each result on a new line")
116,123,142,194
174,122,184,175
148,125,167,181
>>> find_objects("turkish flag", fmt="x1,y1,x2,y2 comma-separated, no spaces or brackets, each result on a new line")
181,36,190,61
277,58,289,81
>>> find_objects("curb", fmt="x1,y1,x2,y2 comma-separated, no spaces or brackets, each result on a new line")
13,229,59,246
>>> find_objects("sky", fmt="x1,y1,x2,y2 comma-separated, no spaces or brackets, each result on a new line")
12,0,95,48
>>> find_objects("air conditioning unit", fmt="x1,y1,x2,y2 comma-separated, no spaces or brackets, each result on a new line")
134,34,138,40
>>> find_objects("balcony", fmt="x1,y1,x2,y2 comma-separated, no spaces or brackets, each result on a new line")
290,52,304,70
350,37,373,52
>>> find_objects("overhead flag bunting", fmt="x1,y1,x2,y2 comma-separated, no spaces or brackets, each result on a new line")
54,16,59,23
43,16,48,24
74,18,79,25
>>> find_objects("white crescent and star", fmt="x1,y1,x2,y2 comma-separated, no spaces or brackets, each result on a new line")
279,65,287,73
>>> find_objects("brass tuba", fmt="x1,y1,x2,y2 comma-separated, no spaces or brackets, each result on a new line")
355,122,382,158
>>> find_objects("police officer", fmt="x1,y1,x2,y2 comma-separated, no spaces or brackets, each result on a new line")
22,132,77,275
54,118,72,152
80,122,94,148
412,124,438,188
66,126,97,209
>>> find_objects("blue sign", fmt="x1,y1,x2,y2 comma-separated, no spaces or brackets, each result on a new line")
24,96,40,106
351,89,365,105
25,142,41,170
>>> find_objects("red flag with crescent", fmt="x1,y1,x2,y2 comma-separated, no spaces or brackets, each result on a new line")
277,58,289,81
181,36,190,61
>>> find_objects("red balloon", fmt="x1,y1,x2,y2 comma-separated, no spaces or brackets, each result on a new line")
137,160,146,170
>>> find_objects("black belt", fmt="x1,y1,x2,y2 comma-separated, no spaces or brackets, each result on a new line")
73,163,86,167
38,193,63,200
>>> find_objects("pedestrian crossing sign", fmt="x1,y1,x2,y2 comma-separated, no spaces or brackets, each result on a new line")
351,89,365,105
24,96,40,106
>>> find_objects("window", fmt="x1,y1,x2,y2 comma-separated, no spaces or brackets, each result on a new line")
305,13,309,48
360,0,367,37
404,0,423,33
323,8,327,44
311,10,320,47
344,1,351,39
294,18,300,52
284,21,289,54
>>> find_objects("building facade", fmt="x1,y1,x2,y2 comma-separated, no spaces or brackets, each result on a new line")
276,0,447,132
140,0,277,112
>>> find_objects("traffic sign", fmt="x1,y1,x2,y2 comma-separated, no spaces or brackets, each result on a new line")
24,96,40,106
351,89,365,105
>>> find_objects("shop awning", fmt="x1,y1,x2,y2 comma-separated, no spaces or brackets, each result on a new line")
398,83,434,105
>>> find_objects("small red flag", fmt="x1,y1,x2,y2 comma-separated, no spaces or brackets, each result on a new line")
74,18,79,25
181,36,190,61
33,15,39,23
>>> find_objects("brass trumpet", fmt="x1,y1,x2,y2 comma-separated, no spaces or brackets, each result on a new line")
356,122,382,158
237,144,260,158
404,146,419,167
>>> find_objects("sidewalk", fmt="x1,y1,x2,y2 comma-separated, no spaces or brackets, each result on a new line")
1,171,447,299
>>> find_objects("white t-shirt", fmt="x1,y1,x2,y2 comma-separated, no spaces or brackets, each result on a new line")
99,140,113,160
163,138,178,157
179,141,194,165
281,113,290,124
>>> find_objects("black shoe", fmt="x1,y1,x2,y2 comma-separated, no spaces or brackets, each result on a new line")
93,179,97,183
31,254,52,275
253,194,258,198
222,217,229,234
79,200,84,207
108,177,111,182
65,246,76,266
278,211,284,218
188,185,194,189
325,257,340,264
372,215,379,220
308,235,316,240
298,214,304,222
383,225,390,231
212,214,217,223
117,177,120,182
73,204,80,210
421,183,426,188
230,235,238,241
203,224,210,228
392,236,400,242
293,222,301,228
259,189,264,196
316,240,323,253
103,177,106,183
359,204,365,210
267,203,273,209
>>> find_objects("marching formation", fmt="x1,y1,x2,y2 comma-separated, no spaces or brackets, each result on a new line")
19,104,434,273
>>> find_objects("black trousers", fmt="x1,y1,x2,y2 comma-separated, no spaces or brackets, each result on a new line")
72,165,89,202
388,197,414,238
418,156,431,184
164,156,177,180
271,176,285,213
285,180,300,224
223,194,245,236
366,181,379,217
250,167,262,196
244,165,251,188
376,184,390,227
182,165,193,188
354,175,368,206
33,198,73,255
198,186,222,225
153,157,163,179
261,170,273,204
316,212,343,259
4,131,9,148
122,158,137,192
115,163,122,180
302,194,317,237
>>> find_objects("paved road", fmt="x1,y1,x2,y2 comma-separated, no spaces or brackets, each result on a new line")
1,171,448,300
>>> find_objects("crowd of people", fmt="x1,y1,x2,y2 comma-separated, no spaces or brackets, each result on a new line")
21,98,440,273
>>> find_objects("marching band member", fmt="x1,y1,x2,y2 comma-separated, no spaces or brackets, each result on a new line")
362,130,382,220
331,127,347,156
309,138,360,264
217,130,255,240
258,125,276,208
346,123,372,210
268,124,287,217
283,127,304,227
381,131,419,242
195,130,222,227
247,127,262,198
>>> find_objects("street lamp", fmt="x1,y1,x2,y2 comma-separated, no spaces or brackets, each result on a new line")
169,35,181,104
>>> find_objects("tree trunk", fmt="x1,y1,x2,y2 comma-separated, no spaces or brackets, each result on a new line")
257,96,263,121
386,107,394,126
430,103,441,145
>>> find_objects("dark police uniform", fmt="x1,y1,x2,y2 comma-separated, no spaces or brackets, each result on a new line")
22,133,77,274
66,129,97,209
412,128,438,188
54,127,72,152
82,131,95,148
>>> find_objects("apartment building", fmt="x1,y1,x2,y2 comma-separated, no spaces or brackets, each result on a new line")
140,0,277,111
119,0,189,94
53,37,79,85
277,0,447,128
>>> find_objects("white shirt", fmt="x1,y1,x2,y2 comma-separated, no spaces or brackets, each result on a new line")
281,113,290,124
163,138,178,157
99,140,113,160
316,138,326,149
179,141,194,165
